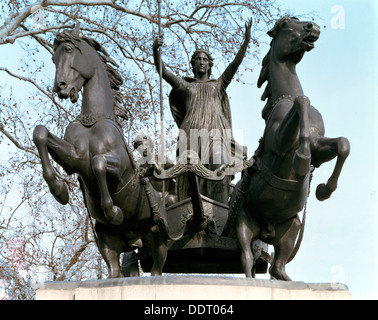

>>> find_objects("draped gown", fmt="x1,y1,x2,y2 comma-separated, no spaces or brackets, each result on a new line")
169,75,235,204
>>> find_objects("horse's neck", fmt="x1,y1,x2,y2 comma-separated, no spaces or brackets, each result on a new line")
269,55,304,102
81,68,114,116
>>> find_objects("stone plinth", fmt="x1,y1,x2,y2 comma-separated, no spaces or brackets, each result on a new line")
36,275,351,300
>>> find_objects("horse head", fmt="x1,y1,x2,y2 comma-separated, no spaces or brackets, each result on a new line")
52,28,94,103
268,16,320,64
52,25,122,107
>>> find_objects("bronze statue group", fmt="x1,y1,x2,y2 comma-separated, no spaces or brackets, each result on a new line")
33,16,349,280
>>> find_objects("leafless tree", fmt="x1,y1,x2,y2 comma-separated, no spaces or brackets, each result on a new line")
0,0,283,299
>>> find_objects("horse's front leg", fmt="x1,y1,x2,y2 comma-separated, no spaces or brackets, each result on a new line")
275,96,312,177
33,125,77,205
311,136,350,201
235,209,255,278
235,201,260,278
92,153,124,225
291,96,312,176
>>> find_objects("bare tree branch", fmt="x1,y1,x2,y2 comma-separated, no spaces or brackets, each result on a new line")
20,24,54,54
0,0,283,298
0,67,68,115
3,23,74,44
55,239,94,281
0,122,38,157
0,0,153,44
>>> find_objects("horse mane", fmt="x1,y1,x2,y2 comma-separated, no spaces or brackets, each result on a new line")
53,29,125,117
257,16,299,121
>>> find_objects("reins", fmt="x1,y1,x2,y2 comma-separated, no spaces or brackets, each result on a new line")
287,166,314,263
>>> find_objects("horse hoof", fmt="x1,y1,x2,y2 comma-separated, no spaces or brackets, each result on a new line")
269,266,292,281
106,205,124,225
108,271,123,278
316,183,331,201
50,180,69,205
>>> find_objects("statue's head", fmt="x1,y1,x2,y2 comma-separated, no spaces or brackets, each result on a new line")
190,47,214,78
133,134,155,160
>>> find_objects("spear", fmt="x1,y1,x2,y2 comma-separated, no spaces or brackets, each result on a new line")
157,0,165,199
158,0,163,145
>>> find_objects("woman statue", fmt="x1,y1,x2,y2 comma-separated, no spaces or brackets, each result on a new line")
153,18,252,204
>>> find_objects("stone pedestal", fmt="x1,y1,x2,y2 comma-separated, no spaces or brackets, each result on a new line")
36,275,351,300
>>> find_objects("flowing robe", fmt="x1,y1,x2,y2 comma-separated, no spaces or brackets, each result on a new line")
169,76,235,204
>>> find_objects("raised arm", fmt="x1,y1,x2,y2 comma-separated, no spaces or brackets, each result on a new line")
221,18,252,86
153,36,182,89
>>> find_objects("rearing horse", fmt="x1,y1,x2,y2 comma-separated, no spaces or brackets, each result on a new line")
232,17,350,280
33,27,168,277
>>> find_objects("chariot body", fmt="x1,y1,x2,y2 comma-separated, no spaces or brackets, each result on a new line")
123,149,270,276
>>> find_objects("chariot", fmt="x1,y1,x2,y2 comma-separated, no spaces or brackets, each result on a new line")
35,16,349,281
124,150,270,276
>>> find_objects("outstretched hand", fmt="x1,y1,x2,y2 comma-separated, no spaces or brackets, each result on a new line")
153,35,164,50
245,18,252,40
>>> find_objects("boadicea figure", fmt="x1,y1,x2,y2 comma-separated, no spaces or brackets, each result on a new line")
230,17,350,280
153,19,252,205
33,25,173,277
